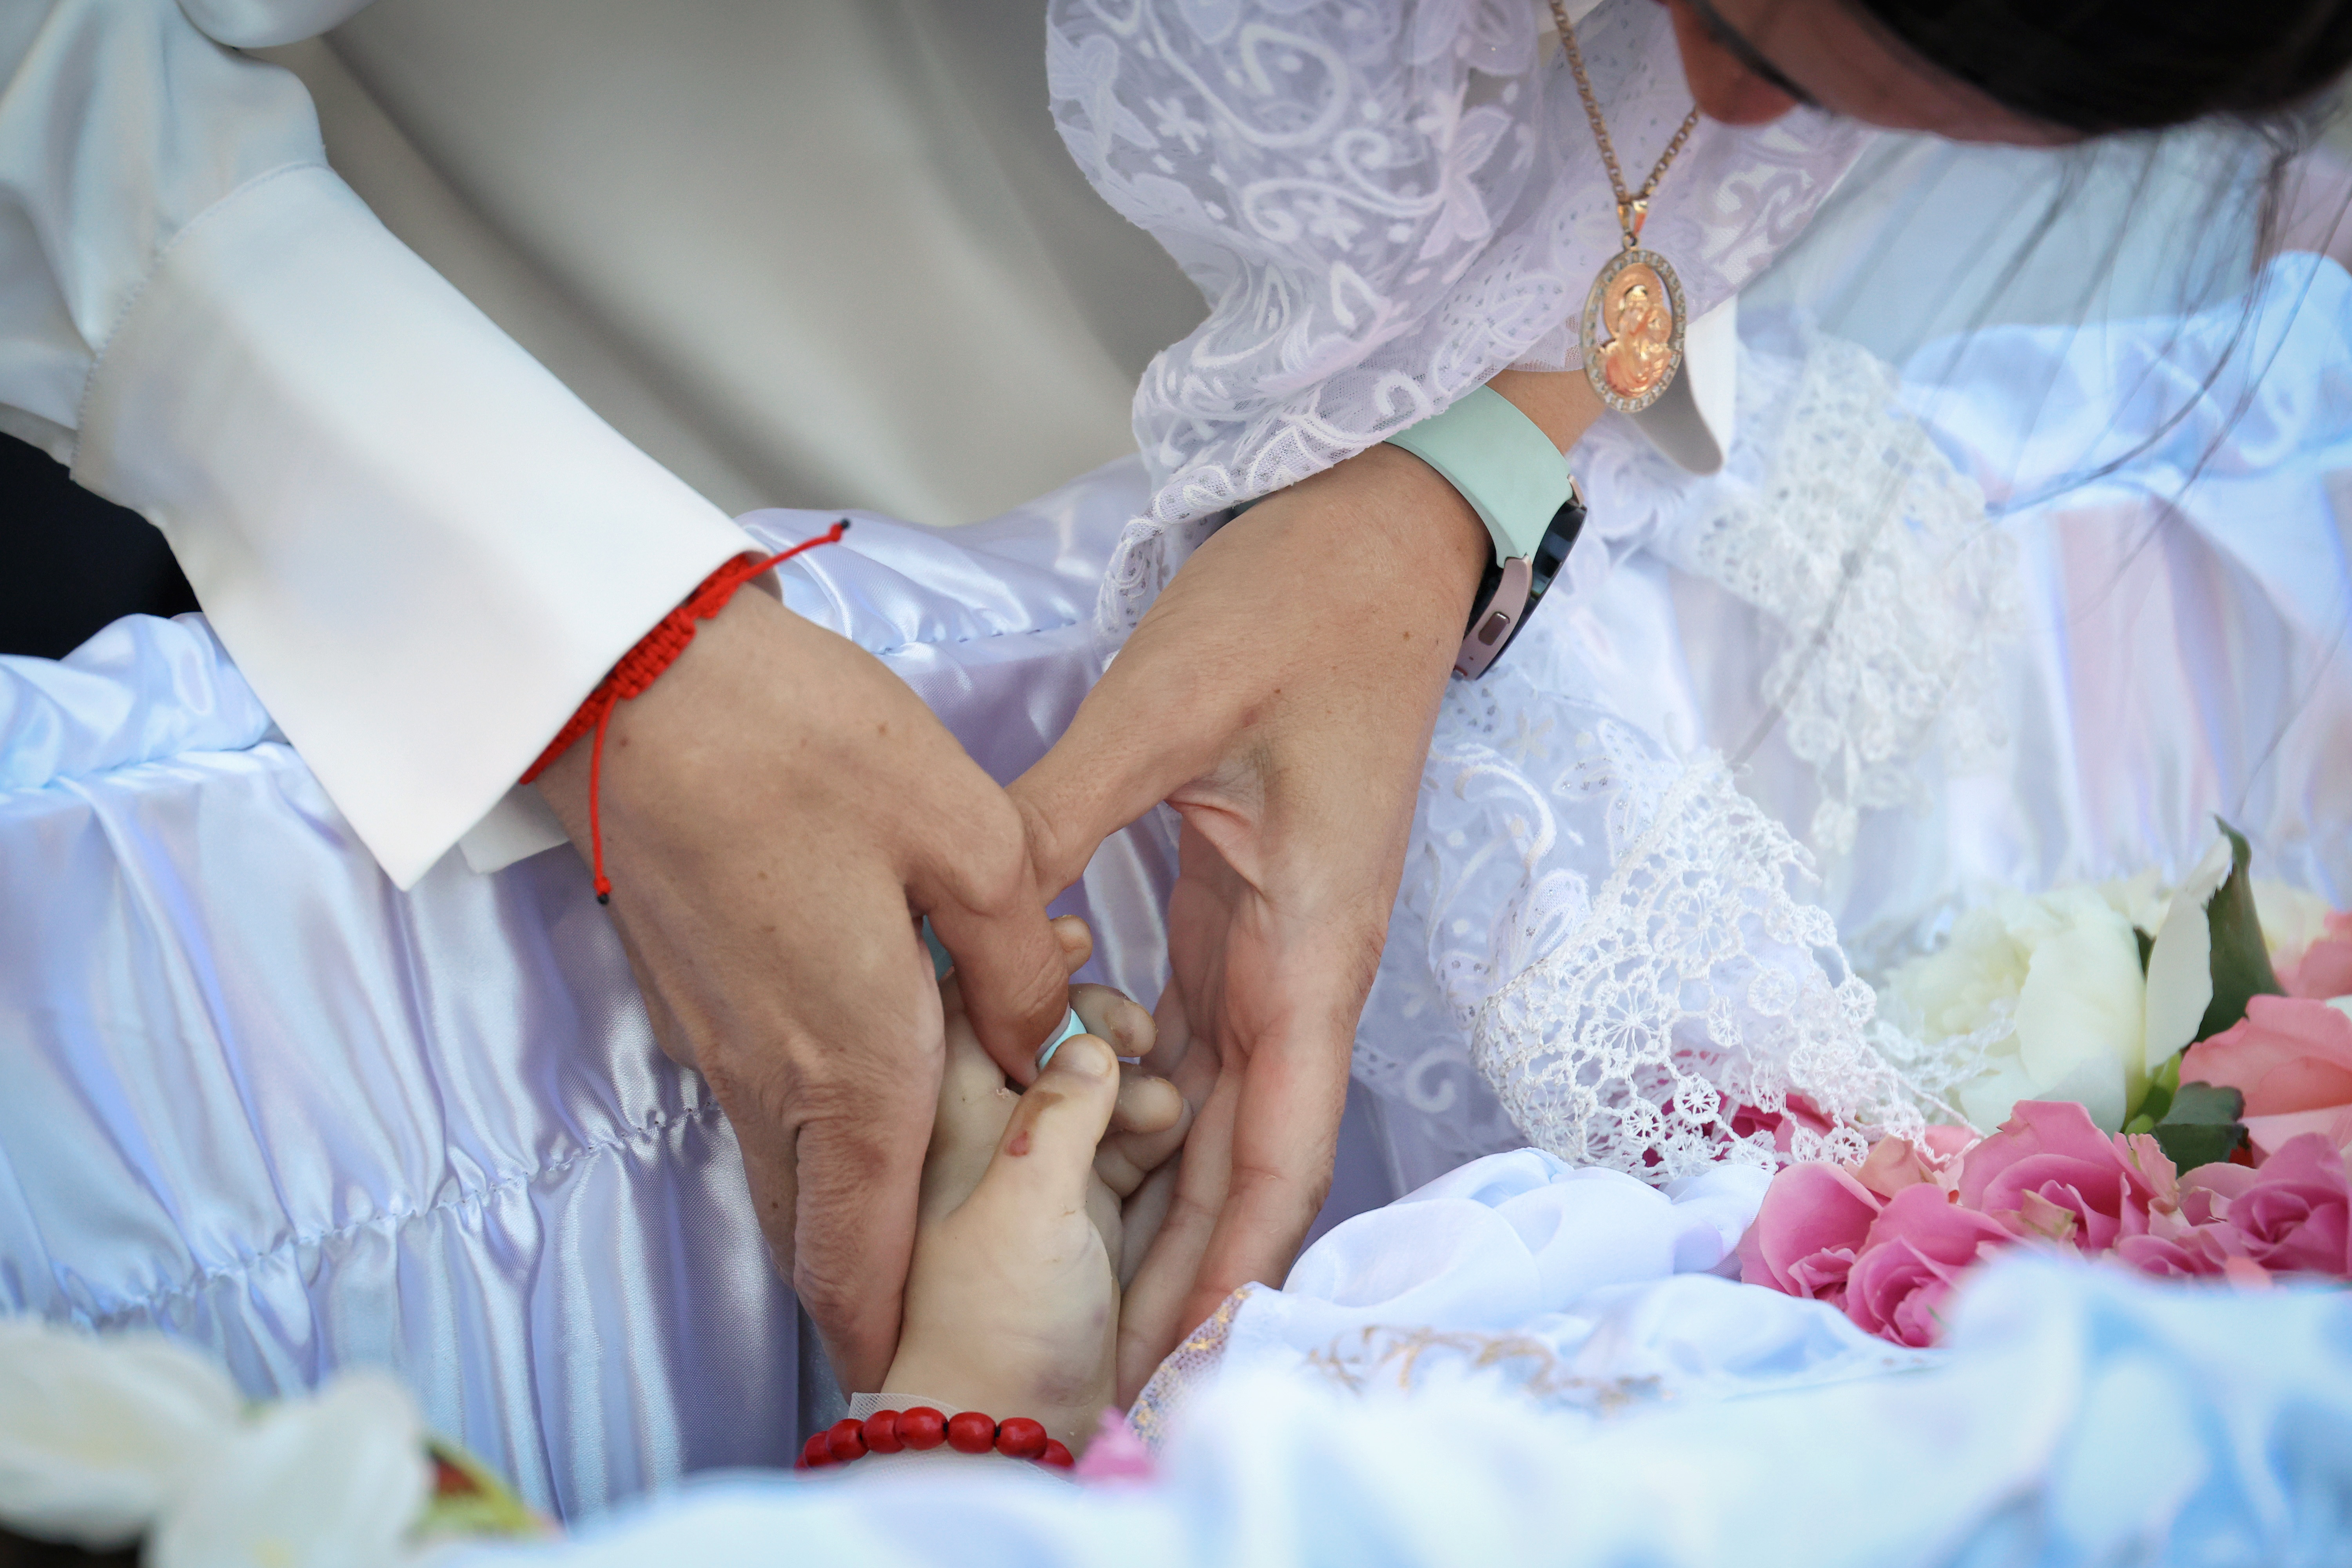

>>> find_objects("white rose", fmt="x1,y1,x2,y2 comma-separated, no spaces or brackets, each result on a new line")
2,1319,431,1566
150,1369,429,1568
2105,862,2323,997
0,1319,241,1548
2254,878,2338,970
1886,886,2150,1133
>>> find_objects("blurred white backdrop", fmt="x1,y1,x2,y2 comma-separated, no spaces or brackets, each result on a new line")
260,0,1206,527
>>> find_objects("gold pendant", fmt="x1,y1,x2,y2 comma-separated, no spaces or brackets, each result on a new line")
1579,245,1685,414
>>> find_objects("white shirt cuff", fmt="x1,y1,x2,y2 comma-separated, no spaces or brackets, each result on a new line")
73,164,755,887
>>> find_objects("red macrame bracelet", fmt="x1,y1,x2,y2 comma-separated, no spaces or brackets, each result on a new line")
519,521,850,902
795,1408,1074,1472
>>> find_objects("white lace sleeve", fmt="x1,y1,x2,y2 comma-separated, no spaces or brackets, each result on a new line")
1046,0,1868,635
1348,318,2018,1185
1355,668,1926,1188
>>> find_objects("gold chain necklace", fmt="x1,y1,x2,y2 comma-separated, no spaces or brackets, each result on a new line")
1546,0,1702,412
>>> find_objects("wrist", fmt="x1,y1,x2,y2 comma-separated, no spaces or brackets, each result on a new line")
878,1355,1101,1450
1232,443,1489,626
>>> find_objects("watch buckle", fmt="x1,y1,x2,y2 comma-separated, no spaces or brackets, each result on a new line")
1452,554,1533,680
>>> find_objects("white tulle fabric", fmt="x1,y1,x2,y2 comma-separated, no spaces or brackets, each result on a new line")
1045,0,1869,636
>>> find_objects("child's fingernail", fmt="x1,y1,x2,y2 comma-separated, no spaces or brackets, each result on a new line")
1060,1036,1117,1080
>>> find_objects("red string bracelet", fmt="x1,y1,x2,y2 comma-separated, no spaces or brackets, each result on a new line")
519,520,850,903
795,1407,1075,1472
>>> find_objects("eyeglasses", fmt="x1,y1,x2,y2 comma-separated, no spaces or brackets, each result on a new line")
1679,0,1819,108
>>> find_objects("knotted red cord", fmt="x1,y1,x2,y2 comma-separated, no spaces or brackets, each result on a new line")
520,520,850,902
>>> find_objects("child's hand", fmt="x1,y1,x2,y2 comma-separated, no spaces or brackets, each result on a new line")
881,919,1195,1449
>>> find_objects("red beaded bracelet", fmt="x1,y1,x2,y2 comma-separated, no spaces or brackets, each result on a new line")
795,1407,1074,1472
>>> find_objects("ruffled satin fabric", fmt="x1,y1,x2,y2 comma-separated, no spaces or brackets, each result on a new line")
439,1163,2352,1567
0,461,1181,1519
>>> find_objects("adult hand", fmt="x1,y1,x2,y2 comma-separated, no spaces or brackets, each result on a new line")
533,586,1069,1392
1012,446,1485,1397
1014,374,1602,1398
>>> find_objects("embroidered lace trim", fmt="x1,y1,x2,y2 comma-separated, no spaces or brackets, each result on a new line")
1128,1283,1258,1456
1470,750,1923,1178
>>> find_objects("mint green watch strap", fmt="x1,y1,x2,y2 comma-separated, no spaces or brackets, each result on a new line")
1385,386,1574,563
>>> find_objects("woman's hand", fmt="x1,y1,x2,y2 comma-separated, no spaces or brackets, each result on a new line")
1011,446,1488,1396
1014,374,1602,1397
532,587,1071,1395
883,920,1196,1447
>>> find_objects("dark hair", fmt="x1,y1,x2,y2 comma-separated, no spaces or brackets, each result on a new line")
1847,0,2352,132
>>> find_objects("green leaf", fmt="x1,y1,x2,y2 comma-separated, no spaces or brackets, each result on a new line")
2125,1054,2181,1134
2148,1080,2248,1171
2135,925,2156,974
2198,818,2285,1042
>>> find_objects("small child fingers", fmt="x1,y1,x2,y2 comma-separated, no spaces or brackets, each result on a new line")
1051,914,1094,976
1116,1161,1181,1289
1137,983,1194,1079
1110,1067,1183,1136
1096,1073,1196,1199
1069,983,1154,1059
974,1034,1122,1215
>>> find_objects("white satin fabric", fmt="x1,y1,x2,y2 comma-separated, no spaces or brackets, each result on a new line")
442,1195,2352,1567
0,461,1178,1519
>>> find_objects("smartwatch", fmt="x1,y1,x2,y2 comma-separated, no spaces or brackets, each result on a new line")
1385,387,1586,680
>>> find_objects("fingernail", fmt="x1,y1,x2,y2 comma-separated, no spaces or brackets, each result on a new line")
1060,1036,1116,1081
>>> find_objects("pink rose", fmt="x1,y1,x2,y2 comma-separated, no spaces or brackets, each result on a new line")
2180,995,2352,1161
2217,1133,2352,1275
2110,1165,2252,1278
2279,910,2352,1001
1850,1128,1976,1200
2111,1140,2351,1280
1737,1162,1882,1305
1955,1100,2178,1252
1842,1185,2016,1347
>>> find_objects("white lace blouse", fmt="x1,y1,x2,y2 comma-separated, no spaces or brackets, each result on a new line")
1046,0,1871,633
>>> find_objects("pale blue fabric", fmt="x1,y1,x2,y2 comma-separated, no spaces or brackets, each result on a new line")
445,1227,2352,1568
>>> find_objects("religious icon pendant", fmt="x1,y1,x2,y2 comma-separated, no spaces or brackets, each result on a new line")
1579,243,1686,414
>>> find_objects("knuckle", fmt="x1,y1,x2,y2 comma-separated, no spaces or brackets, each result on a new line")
1010,788,1070,887
789,1257,861,1328
933,804,1034,916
